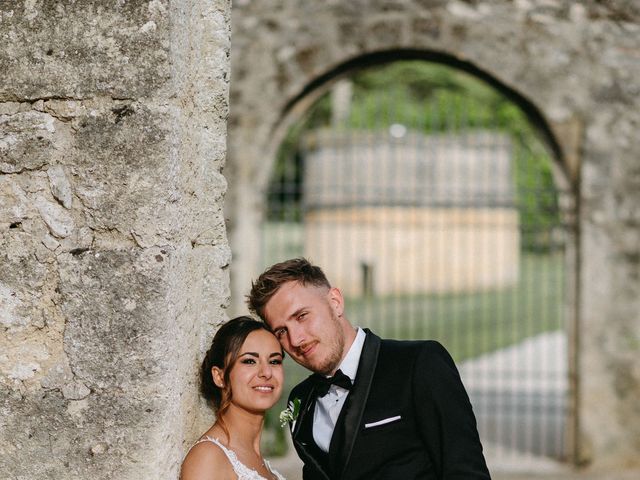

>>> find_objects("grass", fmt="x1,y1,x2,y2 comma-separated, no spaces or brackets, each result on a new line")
346,252,565,362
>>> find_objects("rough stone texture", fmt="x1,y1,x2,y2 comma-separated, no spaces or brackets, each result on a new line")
227,0,640,473
1,1,231,479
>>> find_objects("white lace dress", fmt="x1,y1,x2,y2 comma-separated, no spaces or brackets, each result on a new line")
193,436,286,480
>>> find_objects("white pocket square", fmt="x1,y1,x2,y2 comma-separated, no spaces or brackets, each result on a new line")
364,415,402,428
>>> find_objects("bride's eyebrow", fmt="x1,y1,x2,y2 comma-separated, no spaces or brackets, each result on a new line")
239,351,283,358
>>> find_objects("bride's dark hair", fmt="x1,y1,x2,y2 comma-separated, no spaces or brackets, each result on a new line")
201,316,278,434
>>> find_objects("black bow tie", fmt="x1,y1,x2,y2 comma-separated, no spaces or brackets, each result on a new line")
311,369,353,397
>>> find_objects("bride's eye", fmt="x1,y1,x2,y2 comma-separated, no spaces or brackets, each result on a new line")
270,359,282,365
241,358,256,365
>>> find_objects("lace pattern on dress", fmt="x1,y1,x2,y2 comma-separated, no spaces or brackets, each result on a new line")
193,436,286,480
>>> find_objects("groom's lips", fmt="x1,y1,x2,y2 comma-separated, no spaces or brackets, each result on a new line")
299,342,317,358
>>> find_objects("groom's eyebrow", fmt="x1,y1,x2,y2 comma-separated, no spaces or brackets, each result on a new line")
289,307,306,320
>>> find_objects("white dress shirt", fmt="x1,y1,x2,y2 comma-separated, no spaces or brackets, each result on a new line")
313,327,366,452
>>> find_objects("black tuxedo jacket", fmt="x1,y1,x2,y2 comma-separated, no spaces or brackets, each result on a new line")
287,329,491,480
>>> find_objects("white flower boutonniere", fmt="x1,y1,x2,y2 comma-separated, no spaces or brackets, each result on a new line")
279,398,301,428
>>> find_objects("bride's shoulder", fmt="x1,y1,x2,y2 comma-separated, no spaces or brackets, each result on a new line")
180,437,235,480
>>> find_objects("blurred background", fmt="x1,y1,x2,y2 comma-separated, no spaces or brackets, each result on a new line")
224,2,640,478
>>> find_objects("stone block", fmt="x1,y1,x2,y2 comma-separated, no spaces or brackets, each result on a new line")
0,1,172,99
0,111,70,174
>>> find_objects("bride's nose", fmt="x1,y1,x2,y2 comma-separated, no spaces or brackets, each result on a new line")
258,362,272,379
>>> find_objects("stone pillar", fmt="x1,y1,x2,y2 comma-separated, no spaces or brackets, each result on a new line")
0,1,231,478
578,107,640,470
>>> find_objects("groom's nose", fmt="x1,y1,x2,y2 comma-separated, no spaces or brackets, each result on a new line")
287,323,305,348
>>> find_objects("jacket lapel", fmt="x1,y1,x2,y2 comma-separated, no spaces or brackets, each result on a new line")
292,386,315,440
330,329,381,479
292,386,331,480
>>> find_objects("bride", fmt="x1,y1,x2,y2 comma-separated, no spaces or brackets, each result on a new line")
181,316,287,480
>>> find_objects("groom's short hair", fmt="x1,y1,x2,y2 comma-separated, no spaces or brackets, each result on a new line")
247,257,331,320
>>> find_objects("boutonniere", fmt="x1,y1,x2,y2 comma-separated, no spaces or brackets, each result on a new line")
279,398,301,428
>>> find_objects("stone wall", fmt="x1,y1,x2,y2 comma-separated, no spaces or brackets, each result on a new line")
227,0,640,471
0,1,231,478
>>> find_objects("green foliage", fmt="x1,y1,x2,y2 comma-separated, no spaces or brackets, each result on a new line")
513,140,562,252
346,62,502,131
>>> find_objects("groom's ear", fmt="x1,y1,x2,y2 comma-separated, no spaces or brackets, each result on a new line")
327,287,344,317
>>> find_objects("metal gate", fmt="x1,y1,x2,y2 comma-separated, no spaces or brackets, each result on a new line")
262,62,572,469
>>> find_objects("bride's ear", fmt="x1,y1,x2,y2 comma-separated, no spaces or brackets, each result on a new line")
211,366,225,388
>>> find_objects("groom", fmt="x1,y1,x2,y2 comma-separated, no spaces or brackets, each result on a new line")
248,258,490,480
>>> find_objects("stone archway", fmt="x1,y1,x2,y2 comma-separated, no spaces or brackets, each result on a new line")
227,0,640,472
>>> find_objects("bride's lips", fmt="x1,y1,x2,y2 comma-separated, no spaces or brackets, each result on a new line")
252,384,276,393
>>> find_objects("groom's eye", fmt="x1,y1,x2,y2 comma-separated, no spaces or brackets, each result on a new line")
274,328,286,338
